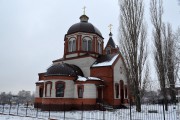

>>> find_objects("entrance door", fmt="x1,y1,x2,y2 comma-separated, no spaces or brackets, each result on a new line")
97,87,103,103
39,87,43,98
120,88,124,103
120,80,124,104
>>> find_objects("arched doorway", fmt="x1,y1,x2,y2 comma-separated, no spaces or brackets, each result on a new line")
39,87,43,98
97,86,103,103
120,80,124,104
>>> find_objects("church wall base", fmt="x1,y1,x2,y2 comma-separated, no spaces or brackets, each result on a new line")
34,103,100,111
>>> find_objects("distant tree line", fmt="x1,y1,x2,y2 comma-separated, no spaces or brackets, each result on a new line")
0,90,34,104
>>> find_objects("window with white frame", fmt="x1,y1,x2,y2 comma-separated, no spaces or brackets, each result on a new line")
78,85,84,98
45,82,52,97
68,38,76,52
97,41,102,54
46,84,51,97
82,37,92,51
56,81,65,97
106,47,111,54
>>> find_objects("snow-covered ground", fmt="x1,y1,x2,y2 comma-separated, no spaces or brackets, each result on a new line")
0,114,41,120
0,104,179,120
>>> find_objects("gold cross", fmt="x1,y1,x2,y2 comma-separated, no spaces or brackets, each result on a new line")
108,24,113,32
83,6,86,15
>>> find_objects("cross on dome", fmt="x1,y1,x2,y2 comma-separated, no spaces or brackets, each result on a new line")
83,6,86,15
108,24,113,32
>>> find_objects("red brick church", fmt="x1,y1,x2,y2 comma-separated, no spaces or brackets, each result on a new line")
34,13,129,110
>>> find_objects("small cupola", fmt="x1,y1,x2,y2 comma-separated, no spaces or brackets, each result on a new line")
80,15,89,22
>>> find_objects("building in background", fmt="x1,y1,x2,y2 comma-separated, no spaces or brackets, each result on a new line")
34,13,129,111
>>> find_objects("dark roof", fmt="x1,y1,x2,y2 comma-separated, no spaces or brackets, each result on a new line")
52,58,64,63
67,15,103,38
94,54,118,64
46,63,84,77
106,37,116,48
67,22,102,37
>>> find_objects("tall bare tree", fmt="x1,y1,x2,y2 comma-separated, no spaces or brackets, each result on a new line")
174,28,180,81
140,62,150,101
162,23,177,103
119,0,147,112
150,0,169,110
151,0,179,109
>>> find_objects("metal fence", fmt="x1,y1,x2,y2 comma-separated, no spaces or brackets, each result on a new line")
0,102,179,120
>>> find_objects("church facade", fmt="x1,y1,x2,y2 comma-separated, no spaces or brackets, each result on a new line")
34,13,129,111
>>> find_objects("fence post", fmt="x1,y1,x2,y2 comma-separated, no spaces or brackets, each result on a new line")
9,102,12,115
81,102,83,120
130,99,132,120
64,103,65,120
36,104,38,118
2,103,4,114
17,103,19,115
103,102,105,120
163,100,166,120
26,102,28,116
49,104,51,119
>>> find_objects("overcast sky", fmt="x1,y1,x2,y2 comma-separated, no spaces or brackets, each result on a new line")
0,0,180,94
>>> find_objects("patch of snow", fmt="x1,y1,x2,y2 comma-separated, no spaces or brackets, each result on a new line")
92,54,119,67
77,76,102,81
88,77,101,80
36,80,44,83
77,76,87,81
0,114,40,120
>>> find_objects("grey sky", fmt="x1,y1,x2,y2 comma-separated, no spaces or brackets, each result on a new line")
0,0,179,94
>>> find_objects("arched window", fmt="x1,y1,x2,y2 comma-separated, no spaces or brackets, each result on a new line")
97,41,102,54
39,87,43,98
68,38,76,52
77,85,84,98
82,37,92,51
120,80,124,103
45,82,52,97
125,85,128,98
115,83,119,98
56,81,65,97
106,47,111,54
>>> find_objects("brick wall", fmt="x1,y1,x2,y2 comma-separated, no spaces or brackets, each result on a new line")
91,66,114,105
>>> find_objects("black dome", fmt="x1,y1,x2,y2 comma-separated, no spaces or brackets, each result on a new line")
46,63,84,77
67,15,102,38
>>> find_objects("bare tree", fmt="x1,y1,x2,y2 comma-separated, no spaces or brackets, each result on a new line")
150,0,175,111
174,28,180,81
140,62,150,101
151,0,179,109
150,0,166,109
162,23,177,103
119,0,147,112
